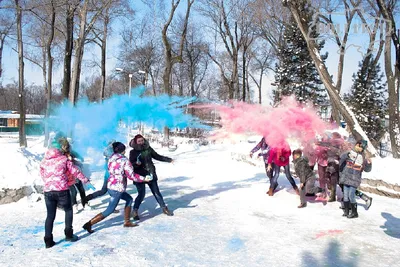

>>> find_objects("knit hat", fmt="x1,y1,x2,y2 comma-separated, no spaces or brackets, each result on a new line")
129,134,144,148
113,142,126,154
103,140,116,158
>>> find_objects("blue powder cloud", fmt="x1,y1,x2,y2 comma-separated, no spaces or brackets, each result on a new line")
46,86,209,156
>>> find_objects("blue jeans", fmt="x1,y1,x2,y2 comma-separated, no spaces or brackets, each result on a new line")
101,189,133,217
270,164,298,190
343,185,357,203
44,190,73,237
87,178,108,200
133,175,166,210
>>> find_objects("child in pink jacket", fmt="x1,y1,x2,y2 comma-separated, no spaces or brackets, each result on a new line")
40,144,90,248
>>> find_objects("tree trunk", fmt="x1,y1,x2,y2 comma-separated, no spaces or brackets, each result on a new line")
0,36,5,78
99,8,109,103
15,0,26,147
69,0,88,104
242,49,246,102
44,1,56,147
382,22,400,158
62,2,75,99
284,1,378,156
150,71,156,96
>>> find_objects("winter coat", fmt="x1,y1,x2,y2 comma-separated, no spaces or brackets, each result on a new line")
293,156,315,184
129,139,172,180
40,148,89,192
250,137,270,163
107,153,145,192
268,147,291,167
339,149,372,188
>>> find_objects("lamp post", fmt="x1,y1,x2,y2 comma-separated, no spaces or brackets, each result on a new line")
115,68,146,96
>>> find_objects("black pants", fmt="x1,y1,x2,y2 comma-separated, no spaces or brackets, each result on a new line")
133,174,166,210
44,190,73,238
70,180,86,205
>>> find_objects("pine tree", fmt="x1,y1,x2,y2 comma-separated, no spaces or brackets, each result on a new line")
344,55,387,143
272,10,328,107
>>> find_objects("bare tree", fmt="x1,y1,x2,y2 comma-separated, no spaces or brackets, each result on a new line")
375,0,400,158
248,42,274,104
61,0,79,99
161,0,194,140
0,7,15,79
14,0,26,147
68,0,112,104
283,0,378,156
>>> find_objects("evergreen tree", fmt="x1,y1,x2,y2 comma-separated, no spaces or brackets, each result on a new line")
272,10,328,107
344,55,387,143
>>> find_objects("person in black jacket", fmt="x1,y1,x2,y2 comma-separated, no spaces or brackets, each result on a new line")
129,134,174,220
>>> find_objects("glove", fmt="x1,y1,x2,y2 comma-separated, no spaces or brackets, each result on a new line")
144,174,153,182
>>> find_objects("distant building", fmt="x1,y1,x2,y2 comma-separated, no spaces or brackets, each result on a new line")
0,110,44,135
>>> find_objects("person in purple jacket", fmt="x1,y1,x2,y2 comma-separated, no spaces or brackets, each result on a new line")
250,137,276,193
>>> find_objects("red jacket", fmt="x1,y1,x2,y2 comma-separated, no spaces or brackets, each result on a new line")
268,147,291,167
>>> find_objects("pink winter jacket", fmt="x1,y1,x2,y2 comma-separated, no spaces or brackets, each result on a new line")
40,148,89,192
107,153,145,192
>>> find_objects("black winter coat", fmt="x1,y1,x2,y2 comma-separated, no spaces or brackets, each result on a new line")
129,139,172,180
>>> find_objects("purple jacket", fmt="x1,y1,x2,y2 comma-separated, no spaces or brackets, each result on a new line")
251,137,270,163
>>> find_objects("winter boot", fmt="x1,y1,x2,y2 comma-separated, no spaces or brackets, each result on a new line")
347,203,358,219
298,202,307,208
328,186,336,202
267,187,273,196
83,213,105,234
132,209,140,221
64,228,79,242
44,235,56,249
123,207,138,227
162,207,174,216
342,201,350,217
359,192,373,210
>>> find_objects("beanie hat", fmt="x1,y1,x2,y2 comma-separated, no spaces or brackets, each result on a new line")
113,142,126,154
129,134,144,148
103,140,116,158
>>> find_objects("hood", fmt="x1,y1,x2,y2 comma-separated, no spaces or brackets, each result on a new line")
44,148,64,160
132,139,150,151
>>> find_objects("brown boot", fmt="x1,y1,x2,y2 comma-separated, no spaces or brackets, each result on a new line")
83,213,105,234
123,206,138,227
328,186,336,202
267,188,274,196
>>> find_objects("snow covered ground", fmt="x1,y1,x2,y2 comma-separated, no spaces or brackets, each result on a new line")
0,136,399,267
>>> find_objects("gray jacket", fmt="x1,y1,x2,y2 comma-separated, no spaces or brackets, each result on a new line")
339,149,372,188
293,156,315,184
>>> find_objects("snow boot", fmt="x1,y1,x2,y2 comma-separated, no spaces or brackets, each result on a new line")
342,201,350,217
64,228,79,242
133,209,140,221
162,207,174,216
347,203,358,219
298,203,307,208
357,191,372,210
83,213,105,234
328,186,336,202
44,235,55,249
123,207,138,227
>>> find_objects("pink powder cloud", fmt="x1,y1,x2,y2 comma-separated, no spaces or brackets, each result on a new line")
197,97,332,148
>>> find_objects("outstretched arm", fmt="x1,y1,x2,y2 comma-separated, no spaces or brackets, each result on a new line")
150,147,173,162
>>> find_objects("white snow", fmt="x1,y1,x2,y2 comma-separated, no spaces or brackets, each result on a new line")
0,135,399,266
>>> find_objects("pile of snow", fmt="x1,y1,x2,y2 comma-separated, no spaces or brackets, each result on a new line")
0,136,46,190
